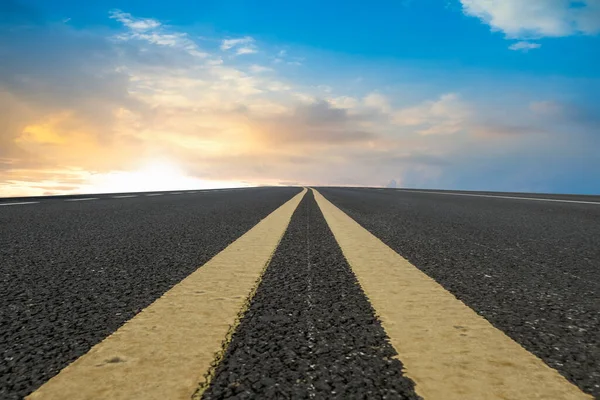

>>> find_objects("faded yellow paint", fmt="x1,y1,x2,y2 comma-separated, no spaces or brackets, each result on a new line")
28,188,307,400
312,188,592,400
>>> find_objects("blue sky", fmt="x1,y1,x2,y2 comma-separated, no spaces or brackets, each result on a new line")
1,0,599,195
18,0,600,76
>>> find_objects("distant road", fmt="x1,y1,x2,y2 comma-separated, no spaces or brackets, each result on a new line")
0,187,301,400
0,188,249,205
319,187,600,397
1,186,597,399
393,187,600,204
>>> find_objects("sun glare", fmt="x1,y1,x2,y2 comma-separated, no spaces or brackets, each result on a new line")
85,160,248,193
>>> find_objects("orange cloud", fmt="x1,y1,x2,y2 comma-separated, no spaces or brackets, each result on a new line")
1,9,597,196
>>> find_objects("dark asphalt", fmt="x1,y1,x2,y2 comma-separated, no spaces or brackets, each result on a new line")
0,187,301,400
319,187,600,398
202,191,420,400
394,188,600,203
0,188,249,204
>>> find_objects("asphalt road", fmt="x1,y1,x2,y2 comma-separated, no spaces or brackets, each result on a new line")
394,188,600,203
319,187,600,398
2,186,599,399
0,187,301,400
202,191,419,399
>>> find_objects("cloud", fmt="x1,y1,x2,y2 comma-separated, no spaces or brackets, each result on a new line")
470,123,538,137
109,10,160,32
273,49,304,65
530,100,600,128
249,99,378,145
293,100,350,126
0,19,147,174
110,9,207,57
363,93,392,113
236,47,257,55
249,65,273,73
460,0,600,38
508,41,541,51
1,9,599,195
220,37,258,55
221,37,254,50
393,93,470,135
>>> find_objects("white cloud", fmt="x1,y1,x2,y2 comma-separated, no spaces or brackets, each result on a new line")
460,0,600,38
3,10,599,195
393,93,470,135
266,81,291,91
220,37,258,56
249,65,273,73
236,46,257,55
508,41,542,51
221,37,253,50
329,96,360,110
110,10,161,32
272,49,304,65
363,93,392,113
221,36,255,50
110,9,206,57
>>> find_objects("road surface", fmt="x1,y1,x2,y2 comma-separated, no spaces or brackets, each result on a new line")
0,187,598,399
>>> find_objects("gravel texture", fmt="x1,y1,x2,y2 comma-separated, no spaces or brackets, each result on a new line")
319,187,600,399
0,187,301,400
202,190,420,400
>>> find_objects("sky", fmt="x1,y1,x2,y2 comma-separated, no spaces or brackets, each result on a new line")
1,0,599,196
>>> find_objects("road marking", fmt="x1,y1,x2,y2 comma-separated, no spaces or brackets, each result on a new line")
0,201,39,206
189,191,198,194
111,195,138,199
171,192,183,195
312,188,592,400
64,198,98,202
145,193,163,197
395,189,600,205
28,188,307,400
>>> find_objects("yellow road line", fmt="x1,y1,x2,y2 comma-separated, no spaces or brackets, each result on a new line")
312,188,592,400
28,188,307,400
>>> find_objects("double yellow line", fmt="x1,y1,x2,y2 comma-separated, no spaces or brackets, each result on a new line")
28,188,591,400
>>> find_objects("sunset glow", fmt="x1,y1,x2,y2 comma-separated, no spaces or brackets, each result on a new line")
1,1,599,196
85,161,249,194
